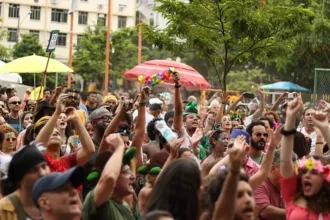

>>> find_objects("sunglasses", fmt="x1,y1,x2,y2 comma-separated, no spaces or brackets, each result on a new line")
10,101,21,105
254,132,269,138
25,116,33,120
5,137,16,142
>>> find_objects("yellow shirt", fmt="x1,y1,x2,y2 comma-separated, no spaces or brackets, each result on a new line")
0,191,19,220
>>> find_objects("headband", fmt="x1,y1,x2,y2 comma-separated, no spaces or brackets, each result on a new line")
298,157,330,182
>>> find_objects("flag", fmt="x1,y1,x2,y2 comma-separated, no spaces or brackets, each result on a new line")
69,0,78,14
98,0,108,4
137,0,149,24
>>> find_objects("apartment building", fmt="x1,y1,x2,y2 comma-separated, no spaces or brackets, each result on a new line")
0,0,137,62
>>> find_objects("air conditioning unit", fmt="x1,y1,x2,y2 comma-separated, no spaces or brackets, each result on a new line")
98,4,103,9
34,0,39,3
51,0,60,4
119,6,124,12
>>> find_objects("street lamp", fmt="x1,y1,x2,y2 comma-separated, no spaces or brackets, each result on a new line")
16,11,31,42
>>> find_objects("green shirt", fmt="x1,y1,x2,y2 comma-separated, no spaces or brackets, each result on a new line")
82,189,135,220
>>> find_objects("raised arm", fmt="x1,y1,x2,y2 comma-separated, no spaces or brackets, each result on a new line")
225,93,244,114
131,87,149,170
249,125,282,190
252,88,265,120
66,107,95,166
212,148,244,220
99,98,136,153
280,97,303,178
215,92,229,123
172,73,183,131
35,94,68,145
49,87,62,106
270,92,287,112
311,111,330,153
94,134,125,207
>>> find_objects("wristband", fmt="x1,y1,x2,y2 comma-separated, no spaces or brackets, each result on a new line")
174,84,181,88
316,142,324,145
280,127,296,136
139,102,146,106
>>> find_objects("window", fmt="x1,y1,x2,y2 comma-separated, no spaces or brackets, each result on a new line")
97,14,106,26
118,16,127,28
30,6,41,20
9,4,20,18
0,3,2,16
8,28,17,42
57,33,67,46
29,30,40,39
51,9,68,23
77,35,83,44
78,12,88,25
81,0,88,1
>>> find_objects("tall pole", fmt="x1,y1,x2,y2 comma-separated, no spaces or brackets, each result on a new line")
104,0,111,95
138,20,142,64
68,12,74,88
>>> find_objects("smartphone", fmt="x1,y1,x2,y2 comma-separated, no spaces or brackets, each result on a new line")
73,136,79,145
243,93,255,99
287,93,295,99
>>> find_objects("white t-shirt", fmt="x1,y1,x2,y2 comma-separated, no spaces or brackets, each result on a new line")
299,127,321,155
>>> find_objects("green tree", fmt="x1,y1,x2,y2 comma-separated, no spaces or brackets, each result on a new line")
73,25,150,88
0,18,11,59
226,68,266,93
12,34,63,88
142,0,314,90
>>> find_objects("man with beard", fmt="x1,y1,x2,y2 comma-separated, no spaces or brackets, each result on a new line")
246,121,268,165
43,88,52,103
86,92,98,115
83,106,112,199
0,143,51,219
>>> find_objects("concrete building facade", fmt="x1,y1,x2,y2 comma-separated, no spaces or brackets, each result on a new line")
0,0,137,62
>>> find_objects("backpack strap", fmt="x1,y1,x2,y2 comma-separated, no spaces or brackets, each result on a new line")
7,192,27,220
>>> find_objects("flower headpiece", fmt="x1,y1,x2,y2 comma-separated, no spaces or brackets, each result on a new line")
298,156,330,182
138,67,177,87
229,110,241,121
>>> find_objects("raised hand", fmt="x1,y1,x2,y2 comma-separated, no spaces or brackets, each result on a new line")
319,100,330,113
169,138,184,158
191,126,204,146
228,147,245,171
172,71,180,86
268,124,283,147
105,133,125,151
312,111,329,130
140,86,150,103
56,94,69,114
233,135,246,150
286,96,303,119
65,107,79,122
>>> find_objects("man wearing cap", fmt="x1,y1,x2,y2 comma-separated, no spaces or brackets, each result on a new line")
0,143,50,220
82,133,136,220
32,166,84,220
5,96,23,133
82,106,112,198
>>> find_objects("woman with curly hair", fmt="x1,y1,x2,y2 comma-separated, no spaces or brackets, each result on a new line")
281,96,330,219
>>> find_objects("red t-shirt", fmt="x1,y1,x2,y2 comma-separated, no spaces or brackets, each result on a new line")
254,178,284,219
45,151,78,172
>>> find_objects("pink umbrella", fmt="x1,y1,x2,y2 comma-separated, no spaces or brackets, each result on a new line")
124,59,211,89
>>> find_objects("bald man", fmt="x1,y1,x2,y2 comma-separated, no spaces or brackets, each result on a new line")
5,96,23,132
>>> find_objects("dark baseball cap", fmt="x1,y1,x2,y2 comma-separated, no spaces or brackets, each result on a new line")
32,166,84,207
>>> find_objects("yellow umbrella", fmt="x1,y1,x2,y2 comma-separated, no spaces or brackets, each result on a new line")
0,54,73,73
30,86,44,101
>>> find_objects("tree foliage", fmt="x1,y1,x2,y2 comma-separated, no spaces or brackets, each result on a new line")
0,19,11,60
142,0,315,90
73,25,151,86
12,34,63,88
227,68,266,93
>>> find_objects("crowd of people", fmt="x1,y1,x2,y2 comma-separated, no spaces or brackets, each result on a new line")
0,73,329,220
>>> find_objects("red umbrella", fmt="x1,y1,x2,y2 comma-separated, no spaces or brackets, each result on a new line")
124,59,211,89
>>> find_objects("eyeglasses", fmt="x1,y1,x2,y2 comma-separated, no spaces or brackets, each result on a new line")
10,101,21,105
254,132,269,138
5,137,16,142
